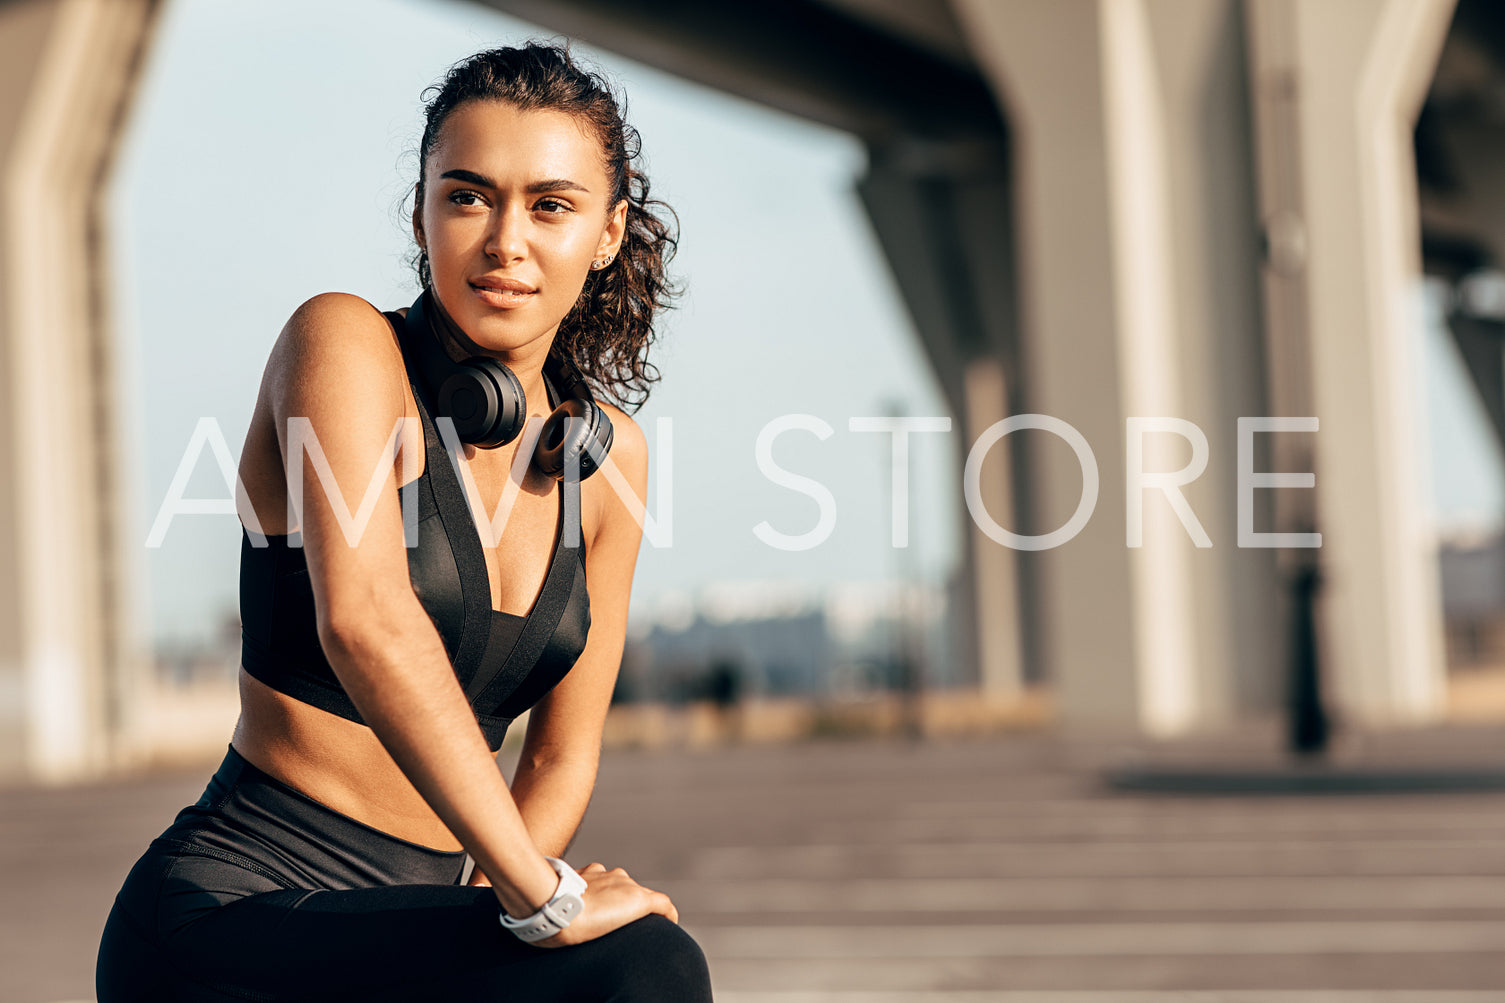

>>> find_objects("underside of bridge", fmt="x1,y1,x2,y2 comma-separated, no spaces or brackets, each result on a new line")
2,0,1501,780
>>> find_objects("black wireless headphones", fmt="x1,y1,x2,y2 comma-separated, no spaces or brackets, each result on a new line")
403,288,613,481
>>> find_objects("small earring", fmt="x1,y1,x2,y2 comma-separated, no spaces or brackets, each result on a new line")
591,253,614,270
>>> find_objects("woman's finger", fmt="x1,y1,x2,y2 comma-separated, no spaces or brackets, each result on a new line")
650,890,679,924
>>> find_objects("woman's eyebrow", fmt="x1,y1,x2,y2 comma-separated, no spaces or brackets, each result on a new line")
439,168,494,187
438,169,590,195
526,178,591,194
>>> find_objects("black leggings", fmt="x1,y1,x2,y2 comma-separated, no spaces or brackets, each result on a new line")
95,743,714,1002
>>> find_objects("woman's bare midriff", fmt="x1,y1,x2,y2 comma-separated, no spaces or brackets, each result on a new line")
230,669,494,852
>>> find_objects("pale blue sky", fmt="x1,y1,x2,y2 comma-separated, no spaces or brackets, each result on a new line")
113,0,1502,649
1420,278,1505,531
112,0,959,647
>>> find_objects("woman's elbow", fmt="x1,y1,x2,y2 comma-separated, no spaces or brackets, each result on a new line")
315,589,424,661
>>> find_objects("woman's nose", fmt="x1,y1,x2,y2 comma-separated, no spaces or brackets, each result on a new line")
485,203,527,262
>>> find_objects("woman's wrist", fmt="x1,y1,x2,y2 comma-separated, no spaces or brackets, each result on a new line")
493,853,564,919
498,857,587,942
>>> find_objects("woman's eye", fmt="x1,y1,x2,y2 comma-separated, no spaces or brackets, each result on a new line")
448,190,485,207
535,198,572,214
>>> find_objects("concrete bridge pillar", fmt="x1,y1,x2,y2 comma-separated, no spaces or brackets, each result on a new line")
0,0,159,781
951,0,1282,734
1245,0,1454,726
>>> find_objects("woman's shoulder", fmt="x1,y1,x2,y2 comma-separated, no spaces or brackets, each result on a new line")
282,291,398,340
265,292,409,410
271,292,405,370
585,399,649,525
596,399,647,470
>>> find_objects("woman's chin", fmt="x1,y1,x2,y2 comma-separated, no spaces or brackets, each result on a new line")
457,310,561,355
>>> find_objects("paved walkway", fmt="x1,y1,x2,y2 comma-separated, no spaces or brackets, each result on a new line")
6,729,1505,1001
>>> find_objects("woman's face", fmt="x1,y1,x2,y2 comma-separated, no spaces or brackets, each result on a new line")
415,100,626,356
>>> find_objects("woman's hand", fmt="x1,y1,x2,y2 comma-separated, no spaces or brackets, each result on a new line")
509,861,680,949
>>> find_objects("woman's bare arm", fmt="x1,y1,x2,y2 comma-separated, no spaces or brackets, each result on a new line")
267,292,559,919
502,407,650,861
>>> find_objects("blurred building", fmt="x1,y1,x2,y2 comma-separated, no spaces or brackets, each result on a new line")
1439,529,1505,664
626,608,829,701
7,0,1505,780
619,578,954,703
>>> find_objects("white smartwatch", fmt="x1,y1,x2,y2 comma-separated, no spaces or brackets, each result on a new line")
498,856,587,943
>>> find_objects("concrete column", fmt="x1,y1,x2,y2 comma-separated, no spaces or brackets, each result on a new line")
0,0,160,781
959,355,1027,697
950,0,1277,734
1246,0,1454,726
858,145,1028,700
1137,0,1283,722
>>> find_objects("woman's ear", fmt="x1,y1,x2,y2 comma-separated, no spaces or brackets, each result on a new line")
595,197,628,261
411,186,427,249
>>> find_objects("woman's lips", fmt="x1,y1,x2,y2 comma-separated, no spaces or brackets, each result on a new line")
470,282,537,309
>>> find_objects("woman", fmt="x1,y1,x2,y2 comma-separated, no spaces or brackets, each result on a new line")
96,41,714,1001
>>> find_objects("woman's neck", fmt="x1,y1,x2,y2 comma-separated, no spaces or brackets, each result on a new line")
424,288,553,411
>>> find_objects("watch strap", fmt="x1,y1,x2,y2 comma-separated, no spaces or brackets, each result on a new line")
498,857,587,943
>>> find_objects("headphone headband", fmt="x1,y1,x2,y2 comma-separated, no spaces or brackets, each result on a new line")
403,289,454,405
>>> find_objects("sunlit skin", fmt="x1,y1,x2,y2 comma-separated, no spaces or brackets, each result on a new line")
229,100,673,942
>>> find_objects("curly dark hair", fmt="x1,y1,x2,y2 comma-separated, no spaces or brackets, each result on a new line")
410,39,680,413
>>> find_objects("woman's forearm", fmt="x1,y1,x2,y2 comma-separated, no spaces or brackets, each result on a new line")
320,598,560,918
510,754,598,858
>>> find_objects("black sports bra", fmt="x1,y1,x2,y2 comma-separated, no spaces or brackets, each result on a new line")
238,308,591,750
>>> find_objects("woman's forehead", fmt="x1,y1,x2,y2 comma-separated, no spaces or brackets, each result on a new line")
428,101,606,186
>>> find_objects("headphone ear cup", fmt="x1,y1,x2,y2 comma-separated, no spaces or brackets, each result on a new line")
436,356,526,449
534,398,614,481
